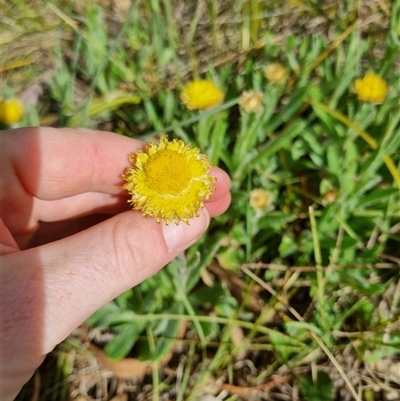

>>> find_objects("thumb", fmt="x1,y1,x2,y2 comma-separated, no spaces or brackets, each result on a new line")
7,208,210,350
1,209,209,400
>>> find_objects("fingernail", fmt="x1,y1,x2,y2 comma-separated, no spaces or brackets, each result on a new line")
161,209,210,252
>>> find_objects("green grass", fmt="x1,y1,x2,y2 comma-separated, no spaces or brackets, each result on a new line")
4,1,400,400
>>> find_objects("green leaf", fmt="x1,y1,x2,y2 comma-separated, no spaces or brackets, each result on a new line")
367,344,400,364
326,145,341,178
356,187,398,208
198,320,220,340
152,317,182,362
311,103,337,140
299,371,334,401
302,127,324,155
216,247,245,270
341,139,358,194
86,302,119,327
252,119,307,165
338,268,388,295
189,282,226,307
104,322,145,360
215,295,239,318
144,99,163,131
162,91,176,124
268,328,306,362
278,234,298,257
266,86,308,132
208,117,228,165
256,212,296,231
286,321,323,338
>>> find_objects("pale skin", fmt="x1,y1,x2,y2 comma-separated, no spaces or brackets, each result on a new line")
0,127,232,401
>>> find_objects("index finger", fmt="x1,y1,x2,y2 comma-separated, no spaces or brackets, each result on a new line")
5,127,144,200
4,127,230,201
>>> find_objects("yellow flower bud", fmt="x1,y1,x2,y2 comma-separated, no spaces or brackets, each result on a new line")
263,63,288,84
180,80,224,110
0,99,25,125
239,90,264,113
250,189,271,211
354,73,388,103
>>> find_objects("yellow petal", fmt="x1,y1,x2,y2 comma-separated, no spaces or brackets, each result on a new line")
123,137,216,225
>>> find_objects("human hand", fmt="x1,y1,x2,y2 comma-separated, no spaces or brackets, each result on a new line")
0,127,231,401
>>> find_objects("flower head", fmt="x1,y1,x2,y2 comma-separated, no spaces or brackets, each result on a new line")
180,80,224,110
263,63,288,84
250,188,271,211
239,90,264,113
123,137,216,225
323,189,339,205
0,98,24,125
354,73,388,103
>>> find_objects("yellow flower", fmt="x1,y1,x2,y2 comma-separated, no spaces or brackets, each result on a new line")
250,189,271,211
0,99,25,125
239,90,264,113
354,73,388,103
263,63,288,84
180,80,224,110
123,137,216,225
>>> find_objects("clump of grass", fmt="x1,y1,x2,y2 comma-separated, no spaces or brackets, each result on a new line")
7,1,400,400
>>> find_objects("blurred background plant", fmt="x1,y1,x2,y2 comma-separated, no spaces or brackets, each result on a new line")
3,0,399,400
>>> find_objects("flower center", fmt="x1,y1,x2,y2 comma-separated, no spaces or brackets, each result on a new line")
144,149,192,195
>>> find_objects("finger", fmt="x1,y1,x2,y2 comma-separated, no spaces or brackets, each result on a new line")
31,168,230,222
2,208,210,363
206,167,231,203
0,219,19,253
5,128,231,202
19,187,230,249
206,192,232,217
15,213,114,250
17,188,231,249
32,193,129,223
4,127,144,200
18,168,230,247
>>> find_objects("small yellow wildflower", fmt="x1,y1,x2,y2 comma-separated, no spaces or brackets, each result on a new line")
263,63,288,84
354,73,388,103
123,137,216,225
250,189,271,211
239,90,264,113
180,80,224,110
0,99,24,125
